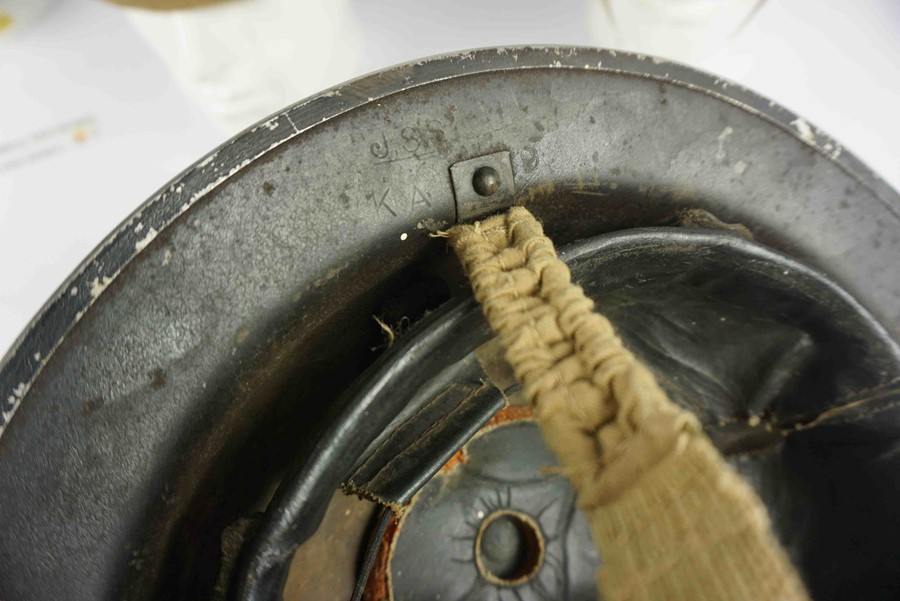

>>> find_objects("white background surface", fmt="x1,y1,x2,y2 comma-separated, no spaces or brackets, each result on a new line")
1,0,898,355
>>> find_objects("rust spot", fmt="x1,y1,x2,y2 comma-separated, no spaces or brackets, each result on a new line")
444,104,457,125
83,395,105,415
440,448,468,473
150,368,167,390
363,405,535,598
362,515,398,601
484,405,534,429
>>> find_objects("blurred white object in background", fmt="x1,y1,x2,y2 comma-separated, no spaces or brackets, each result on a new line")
0,0,56,43
346,0,594,73
586,0,762,64
125,0,362,133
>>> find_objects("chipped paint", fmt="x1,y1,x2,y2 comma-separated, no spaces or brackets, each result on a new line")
134,227,158,252
823,142,843,160
134,223,144,234
734,160,748,175
197,153,217,169
791,118,816,144
69,287,77,296
416,218,449,232
89,275,113,300
716,126,734,163
1,381,30,436
313,261,351,289
182,156,256,215
162,249,173,266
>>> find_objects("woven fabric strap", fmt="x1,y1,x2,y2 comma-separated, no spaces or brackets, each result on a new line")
448,207,809,601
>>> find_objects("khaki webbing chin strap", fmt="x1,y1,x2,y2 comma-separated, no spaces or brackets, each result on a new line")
448,207,809,601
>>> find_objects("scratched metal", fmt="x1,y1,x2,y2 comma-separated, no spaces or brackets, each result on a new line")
3,46,899,440
0,47,897,601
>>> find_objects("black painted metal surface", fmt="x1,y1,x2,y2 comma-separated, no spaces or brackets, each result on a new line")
1,47,898,600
